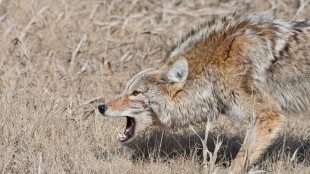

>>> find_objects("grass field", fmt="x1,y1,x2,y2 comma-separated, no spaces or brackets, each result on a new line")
0,0,309,173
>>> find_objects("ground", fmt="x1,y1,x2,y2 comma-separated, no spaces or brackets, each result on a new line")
0,0,309,173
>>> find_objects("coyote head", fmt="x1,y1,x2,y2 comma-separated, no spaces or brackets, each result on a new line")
98,58,189,143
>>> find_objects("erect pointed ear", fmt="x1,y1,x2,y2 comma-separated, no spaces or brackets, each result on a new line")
165,58,188,83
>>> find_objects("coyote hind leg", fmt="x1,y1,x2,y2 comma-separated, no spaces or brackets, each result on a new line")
229,107,286,173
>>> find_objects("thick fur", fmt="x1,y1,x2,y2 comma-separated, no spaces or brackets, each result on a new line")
99,13,310,172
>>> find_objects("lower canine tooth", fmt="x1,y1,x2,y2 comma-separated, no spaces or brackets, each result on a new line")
119,133,127,140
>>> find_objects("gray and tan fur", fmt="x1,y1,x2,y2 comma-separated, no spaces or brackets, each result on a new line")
98,13,310,173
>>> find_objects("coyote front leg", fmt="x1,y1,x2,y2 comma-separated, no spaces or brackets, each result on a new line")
230,107,286,173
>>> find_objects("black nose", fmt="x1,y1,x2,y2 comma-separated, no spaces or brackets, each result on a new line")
98,104,107,114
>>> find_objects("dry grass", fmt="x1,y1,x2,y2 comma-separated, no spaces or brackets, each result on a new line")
0,0,309,173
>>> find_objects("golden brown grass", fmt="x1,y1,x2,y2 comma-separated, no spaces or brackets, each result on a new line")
0,0,309,173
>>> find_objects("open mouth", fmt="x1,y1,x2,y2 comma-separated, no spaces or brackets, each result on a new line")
119,116,136,142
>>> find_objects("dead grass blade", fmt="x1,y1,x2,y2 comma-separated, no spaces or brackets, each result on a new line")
80,96,103,106
17,7,47,65
69,34,88,73
190,119,222,174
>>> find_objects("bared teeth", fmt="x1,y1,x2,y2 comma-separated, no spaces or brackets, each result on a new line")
119,117,136,142
119,133,126,140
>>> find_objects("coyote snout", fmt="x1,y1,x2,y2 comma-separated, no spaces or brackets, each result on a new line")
98,13,310,172
99,103,137,142
98,97,155,143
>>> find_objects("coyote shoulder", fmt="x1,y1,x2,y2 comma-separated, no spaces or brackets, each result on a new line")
98,13,310,172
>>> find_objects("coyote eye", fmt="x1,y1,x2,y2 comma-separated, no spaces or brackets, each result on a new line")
131,91,141,96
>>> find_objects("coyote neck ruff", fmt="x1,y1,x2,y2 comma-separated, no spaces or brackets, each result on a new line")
98,13,310,172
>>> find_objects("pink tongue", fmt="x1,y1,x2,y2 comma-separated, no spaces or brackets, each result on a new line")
120,117,135,142
124,124,133,136
125,117,135,135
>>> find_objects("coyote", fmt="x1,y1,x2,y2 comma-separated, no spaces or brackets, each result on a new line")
98,13,310,172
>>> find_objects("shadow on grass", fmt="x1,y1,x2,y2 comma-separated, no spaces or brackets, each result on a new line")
124,130,310,167
263,136,310,164
127,130,242,167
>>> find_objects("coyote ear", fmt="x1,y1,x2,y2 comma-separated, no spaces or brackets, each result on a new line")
165,58,188,83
